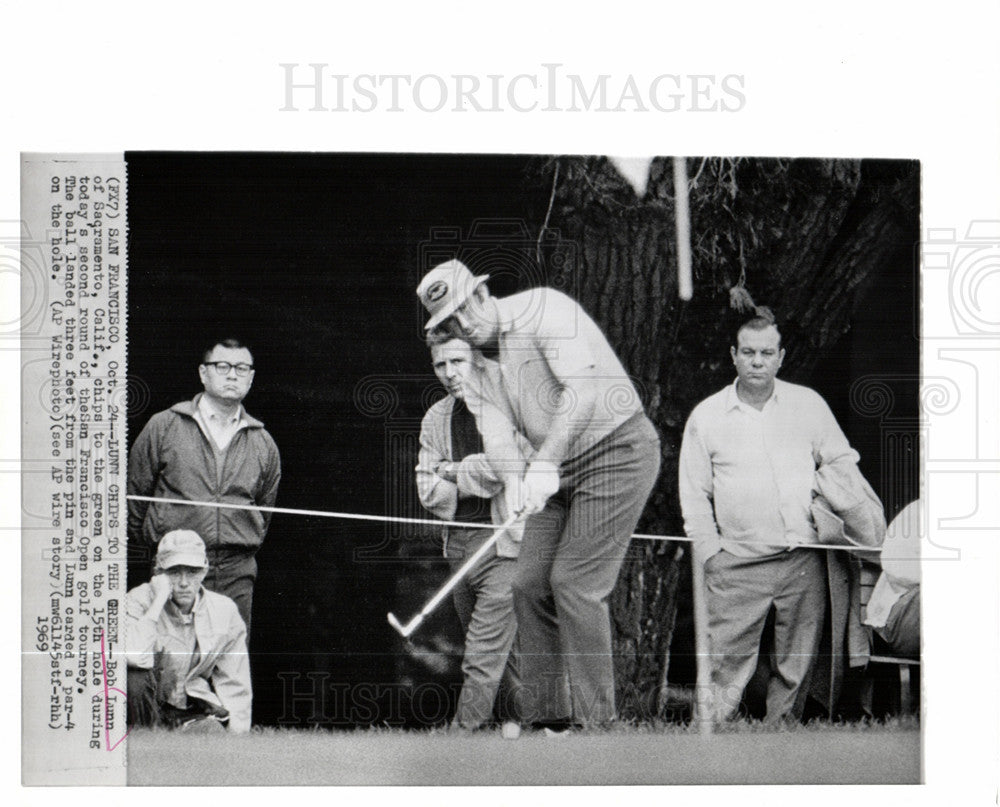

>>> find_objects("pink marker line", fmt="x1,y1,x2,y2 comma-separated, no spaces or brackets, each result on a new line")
100,629,129,751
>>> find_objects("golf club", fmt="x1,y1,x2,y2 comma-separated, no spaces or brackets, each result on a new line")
387,512,521,638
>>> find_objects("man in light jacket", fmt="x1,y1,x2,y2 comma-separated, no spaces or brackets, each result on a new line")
126,530,252,733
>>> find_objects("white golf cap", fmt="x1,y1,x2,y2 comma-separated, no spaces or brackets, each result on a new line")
156,530,209,569
416,260,489,331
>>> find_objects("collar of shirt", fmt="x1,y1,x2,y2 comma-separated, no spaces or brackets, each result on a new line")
725,377,783,413
197,394,244,427
466,350,509,409
470,350,491,372
163,588,204,625
494,295,516,336
471,350,502,378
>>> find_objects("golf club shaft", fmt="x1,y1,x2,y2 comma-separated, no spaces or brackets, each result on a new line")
407,513,521,631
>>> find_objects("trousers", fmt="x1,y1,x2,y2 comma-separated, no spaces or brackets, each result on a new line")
704,547,826,722
127,667,229,730
511,413,660,727
876,585,920,658
447,528,521,728
203,549,257,638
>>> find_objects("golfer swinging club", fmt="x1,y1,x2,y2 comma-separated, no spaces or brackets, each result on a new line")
416,260,661,732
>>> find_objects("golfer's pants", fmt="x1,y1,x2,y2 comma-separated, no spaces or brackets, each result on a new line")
704,548,826,721
204,549,257,638
512,413,660,727
448,528,521,728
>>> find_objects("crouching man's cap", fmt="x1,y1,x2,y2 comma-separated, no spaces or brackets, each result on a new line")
157,530,209,569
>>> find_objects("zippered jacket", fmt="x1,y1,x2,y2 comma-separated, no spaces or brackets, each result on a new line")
127,395,281,551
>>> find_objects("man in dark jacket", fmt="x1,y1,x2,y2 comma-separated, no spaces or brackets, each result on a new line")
127,339,281,636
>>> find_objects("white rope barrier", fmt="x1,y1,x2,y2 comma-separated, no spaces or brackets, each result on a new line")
128,492,883,731
126,495,881,553
127,494,489,531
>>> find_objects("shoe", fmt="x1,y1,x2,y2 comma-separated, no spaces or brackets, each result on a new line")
541,726,572,738
179,714,228,734
530,718,577,737
447,720,482,733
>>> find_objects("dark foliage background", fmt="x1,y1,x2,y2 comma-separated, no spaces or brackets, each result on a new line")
125,153,918,726
535,157,919,716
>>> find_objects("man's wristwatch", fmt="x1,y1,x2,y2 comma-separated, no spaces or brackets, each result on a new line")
435,460,458,482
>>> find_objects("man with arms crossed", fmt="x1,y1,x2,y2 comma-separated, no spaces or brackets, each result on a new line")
679,310,863,722
416,260,660,731
125,529,251,732
416,331,526,730
128,338,281,637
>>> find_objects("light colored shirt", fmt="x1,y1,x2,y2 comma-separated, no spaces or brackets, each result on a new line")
125,583,252,732
864,500,921,628
195,394,246,451
679,378,860,558
489,288,642,461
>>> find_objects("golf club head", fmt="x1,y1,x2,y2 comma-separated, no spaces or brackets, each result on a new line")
387,612,409,636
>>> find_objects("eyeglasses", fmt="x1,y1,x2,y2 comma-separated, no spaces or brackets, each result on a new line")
203,361,254,377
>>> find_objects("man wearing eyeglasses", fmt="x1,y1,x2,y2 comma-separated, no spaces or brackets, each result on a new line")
127,339,281,636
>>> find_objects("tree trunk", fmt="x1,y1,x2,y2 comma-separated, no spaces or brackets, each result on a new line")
536,156,919,720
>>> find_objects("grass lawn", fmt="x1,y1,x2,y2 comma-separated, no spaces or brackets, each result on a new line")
127,721,921,786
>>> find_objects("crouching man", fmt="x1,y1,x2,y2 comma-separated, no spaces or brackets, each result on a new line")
126,529,252,733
